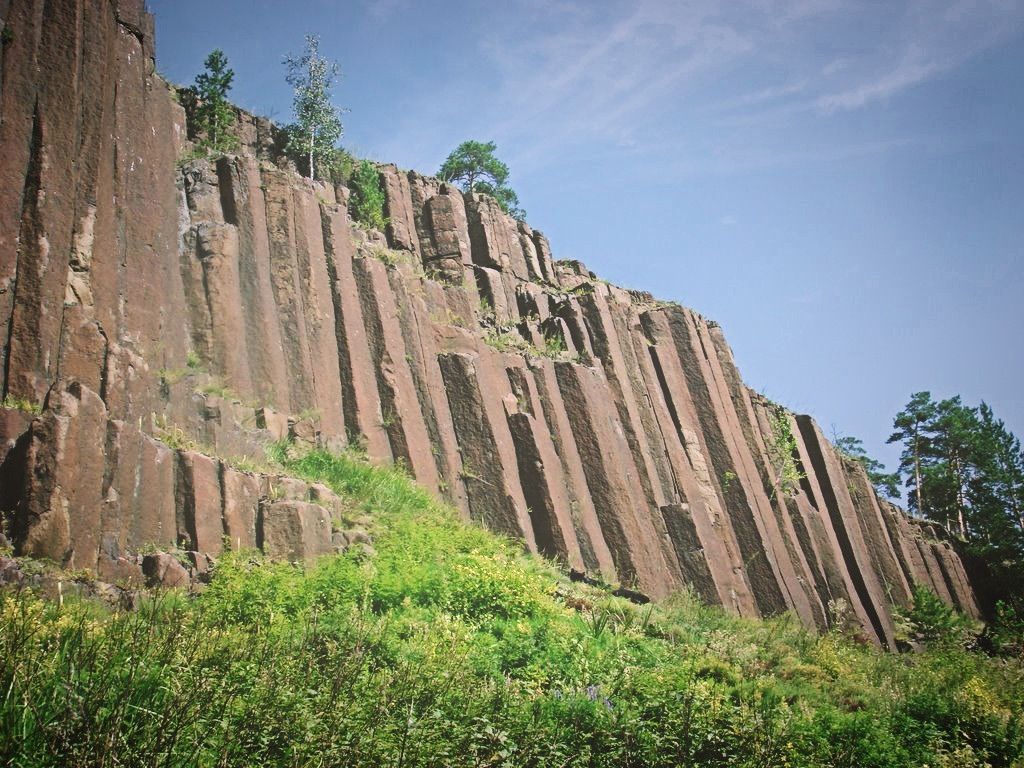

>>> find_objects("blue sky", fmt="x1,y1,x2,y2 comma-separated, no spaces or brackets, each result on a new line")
150,0,1024,482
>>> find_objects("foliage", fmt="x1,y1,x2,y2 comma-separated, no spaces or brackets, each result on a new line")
439,140,526,220
888,392,941,519
766,410,804,498
5,443,1021,766
348,159,387,230
483,327,578,361
1,393,41,415
985,601,1024,659
887,393,1024,612
284,35,344,181
540,329,568,358
484,328,534,355
894,585,976,647
834,433,900,498
193,49,237,152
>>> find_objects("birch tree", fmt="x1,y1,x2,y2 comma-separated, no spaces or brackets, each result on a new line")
284,35,343,181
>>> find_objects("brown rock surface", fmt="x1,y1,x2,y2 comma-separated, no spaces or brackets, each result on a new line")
17,381,107,568
259,500,335,562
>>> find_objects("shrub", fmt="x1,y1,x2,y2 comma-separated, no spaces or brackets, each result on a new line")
895,585,976,646
348,159,387,230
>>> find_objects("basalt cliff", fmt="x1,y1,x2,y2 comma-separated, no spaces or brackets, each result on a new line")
0,0,981,647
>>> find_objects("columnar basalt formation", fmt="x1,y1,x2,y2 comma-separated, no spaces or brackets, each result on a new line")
0,0,981,645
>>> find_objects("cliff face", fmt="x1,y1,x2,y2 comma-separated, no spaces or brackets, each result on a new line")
0,0,980,646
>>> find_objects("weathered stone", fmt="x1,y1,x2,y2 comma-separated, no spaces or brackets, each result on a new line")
353,255,440,490
175,451,224,556
0,408,33,468
504,363,583,567
387,266,470,514
103,421,177,555
553,361,680,598
531,230,557,284
139,557,189,593
577,290,672,511
702,326,827,629
475,267,518,325
17,382,108,569
466,194,531,280
659,504,721,605
290,183,347,441
96,555,145,589
421,188,472,279
635,310,758,615
259,500,334,562
221,468,261,550
437,352,535,545
321,201,392,461
217,156,293,409
187,551,213,578
380,164,419,251
256,407,291,441
529,358,617,579
142,552,190,589
517,221,545,281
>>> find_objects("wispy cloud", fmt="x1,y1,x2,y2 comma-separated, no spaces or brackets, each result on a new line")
372,0,1023,177
817,56,941,112
362,0,410,22
812,1,1022,112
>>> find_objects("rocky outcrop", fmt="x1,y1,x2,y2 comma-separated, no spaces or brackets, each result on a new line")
0,0,982,646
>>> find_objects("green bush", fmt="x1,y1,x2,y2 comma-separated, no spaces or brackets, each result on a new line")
895,585,977,647
348,159,387,230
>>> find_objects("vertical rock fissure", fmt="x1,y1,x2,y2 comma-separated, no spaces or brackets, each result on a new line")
666,309,787,615
795,416,891,645
3,101,43,400
387,269,450,489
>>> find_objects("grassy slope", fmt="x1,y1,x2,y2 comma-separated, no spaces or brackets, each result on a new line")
2,446,1022,767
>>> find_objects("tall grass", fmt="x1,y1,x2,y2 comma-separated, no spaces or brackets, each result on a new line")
2,448,1022,767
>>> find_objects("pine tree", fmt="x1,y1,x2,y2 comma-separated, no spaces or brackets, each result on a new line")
439,140,526,220
968,403,1024,560
194,49,236,152
284,35,344,181
888,394,1024,614
888,392,939,518
930,397,980,538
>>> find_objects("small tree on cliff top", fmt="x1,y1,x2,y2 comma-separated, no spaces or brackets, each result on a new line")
194,49,236,152
284,35,344,181
439,140,525,220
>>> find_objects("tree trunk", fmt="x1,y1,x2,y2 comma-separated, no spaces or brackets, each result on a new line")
952,452,967,538
913,430,924,517
309,127,316,180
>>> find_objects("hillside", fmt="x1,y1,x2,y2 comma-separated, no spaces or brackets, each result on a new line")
3,446,1023,767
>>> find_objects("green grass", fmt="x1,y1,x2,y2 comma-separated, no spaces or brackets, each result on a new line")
483,327,579,362
1,394,42,415
3,445,1023,767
